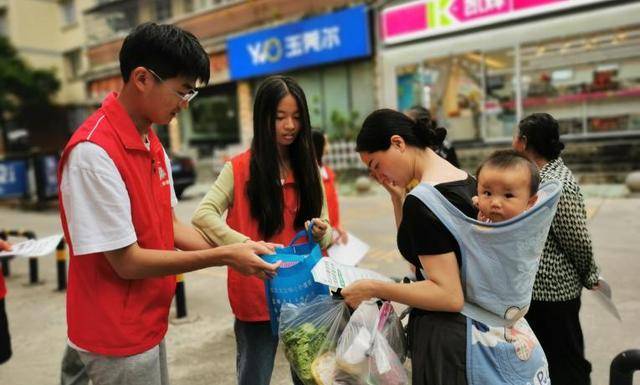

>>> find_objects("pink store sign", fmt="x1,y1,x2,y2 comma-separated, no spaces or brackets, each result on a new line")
381,0,612,45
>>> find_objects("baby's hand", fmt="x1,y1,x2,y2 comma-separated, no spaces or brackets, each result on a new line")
472,196,491,222
477,211,490,222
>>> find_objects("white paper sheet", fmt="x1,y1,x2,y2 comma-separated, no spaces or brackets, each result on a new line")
312,257,393,288
327,232,369,266
0,234,63,258
590,277,622,321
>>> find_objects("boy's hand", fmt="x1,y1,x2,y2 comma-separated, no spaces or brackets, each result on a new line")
244,239,282,252
0,240,11,252
224,242,281,279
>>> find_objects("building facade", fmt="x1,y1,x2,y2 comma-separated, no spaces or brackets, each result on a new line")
378,0,640,182
0,0,93,153
83,0,375,159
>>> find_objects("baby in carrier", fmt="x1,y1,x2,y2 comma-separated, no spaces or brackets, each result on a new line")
473,150,540,224
471,150,546,363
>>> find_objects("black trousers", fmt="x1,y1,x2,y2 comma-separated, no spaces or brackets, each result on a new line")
525,297,592,385
408,310,467,385
0,298,12,365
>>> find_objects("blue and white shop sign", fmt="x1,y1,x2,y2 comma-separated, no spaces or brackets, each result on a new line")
0,159,29,199
227,5,371,80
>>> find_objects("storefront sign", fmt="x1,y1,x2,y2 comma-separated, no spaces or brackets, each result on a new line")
0,159,28,199
35,154,59,200
227,5,371,80
381,0,611,45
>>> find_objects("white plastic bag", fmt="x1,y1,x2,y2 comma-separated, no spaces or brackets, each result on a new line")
279,296,350,385
336,301,408,385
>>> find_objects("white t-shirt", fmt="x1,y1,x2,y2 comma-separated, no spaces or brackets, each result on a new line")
60,141,178,256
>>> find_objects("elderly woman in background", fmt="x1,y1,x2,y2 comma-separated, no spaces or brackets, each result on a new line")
513,112,600,385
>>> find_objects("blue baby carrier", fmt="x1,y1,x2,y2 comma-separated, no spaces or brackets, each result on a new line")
409,180,561,385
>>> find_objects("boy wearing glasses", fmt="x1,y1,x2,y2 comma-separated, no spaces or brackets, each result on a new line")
57,23,280,385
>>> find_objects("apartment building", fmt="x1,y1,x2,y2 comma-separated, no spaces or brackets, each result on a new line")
1,0,93,153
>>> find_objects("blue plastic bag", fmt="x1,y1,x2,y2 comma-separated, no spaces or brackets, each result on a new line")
262,226,329,334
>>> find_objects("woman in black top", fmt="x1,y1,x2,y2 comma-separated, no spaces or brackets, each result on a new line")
342,109,477,385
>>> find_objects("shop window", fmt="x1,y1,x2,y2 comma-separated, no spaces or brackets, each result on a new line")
155,0,172,21
483,49,516,140
60,0,77,27
396,49,515,141
294,61,374,141
188,86,239,154
182,0,194,13
395,24,640,141
521,25,640,135
192,0,240,11
64,49,82,80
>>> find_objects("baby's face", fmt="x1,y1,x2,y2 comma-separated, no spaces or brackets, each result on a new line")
476,166,537,222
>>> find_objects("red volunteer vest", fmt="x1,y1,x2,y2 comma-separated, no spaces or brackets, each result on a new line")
58,92,175,356
226,150,302,321
0,270,5,299
321,165,340,229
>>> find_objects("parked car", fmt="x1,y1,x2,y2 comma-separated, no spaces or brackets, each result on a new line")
169,153,196,200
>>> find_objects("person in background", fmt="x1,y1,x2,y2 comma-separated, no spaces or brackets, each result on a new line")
192,75,332,385
405,105,460,168
0,240,12,365
312,129,348,245
513,112,599,385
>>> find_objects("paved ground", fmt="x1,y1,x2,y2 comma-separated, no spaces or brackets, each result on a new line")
0,184,638,385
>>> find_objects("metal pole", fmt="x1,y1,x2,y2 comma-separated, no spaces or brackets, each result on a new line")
56,239,67,291
610,349,640,385
175,274,187,318
23,230,39,285
0,230,9,277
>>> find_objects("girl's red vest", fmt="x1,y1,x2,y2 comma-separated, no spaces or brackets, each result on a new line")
226,151,302,321
58,93,175,356
0,270,5,299
321,165,340,229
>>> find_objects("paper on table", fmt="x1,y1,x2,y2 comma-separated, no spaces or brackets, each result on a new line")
590,277,621,321
327,232,370,266
312,257,393,288
0,234,63,258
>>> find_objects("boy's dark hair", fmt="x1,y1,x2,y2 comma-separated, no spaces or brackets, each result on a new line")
476,150,540,196
312,129,326,166
119,22,210,84
517,113,565,161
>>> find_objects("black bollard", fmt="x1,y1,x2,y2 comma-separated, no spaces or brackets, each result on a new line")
56,239,67,291
175,274,187,318
23,231,40,285
0,231,9,277
610,349,640,385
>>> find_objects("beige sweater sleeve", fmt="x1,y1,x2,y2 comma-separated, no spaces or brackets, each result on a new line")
192,162,334,248
191,162,250,246
318,181,334,249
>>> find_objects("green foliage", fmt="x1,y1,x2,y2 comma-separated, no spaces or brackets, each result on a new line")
329,109,359,142
0,36,60,126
